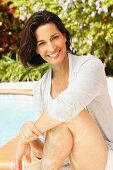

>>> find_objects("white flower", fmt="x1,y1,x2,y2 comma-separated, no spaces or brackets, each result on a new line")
33,4,39,11
108,57,111,60
87,37,93,46
102,6,108,13
91,11,96,17
83,8,88,13
30,0,35,3
58,14,62,18
97,8,102,14
89,24,93,28
39,6,46,11
79,24,83,29
96,5,100,10
88,0,92,6
19,5,26,12
82,0,85,3
111,12,113,17
63,5,68,11
72,38,78,43
95,0,100,7
20,15,26,21
64,12,68,16
8,32,12,35
58,0,64,6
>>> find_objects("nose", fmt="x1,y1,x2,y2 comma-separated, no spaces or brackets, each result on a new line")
47,42,55,53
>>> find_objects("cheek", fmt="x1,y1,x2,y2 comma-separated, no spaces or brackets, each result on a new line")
37,47,45,56
58,39,66,49
61,41,67,50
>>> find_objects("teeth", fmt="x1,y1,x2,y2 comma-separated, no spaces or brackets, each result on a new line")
49,52,59,57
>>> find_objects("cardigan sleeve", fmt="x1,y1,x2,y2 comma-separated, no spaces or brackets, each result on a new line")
33,80,44,119
47,58,106,122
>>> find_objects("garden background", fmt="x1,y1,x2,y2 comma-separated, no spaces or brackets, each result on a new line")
0,0,113,82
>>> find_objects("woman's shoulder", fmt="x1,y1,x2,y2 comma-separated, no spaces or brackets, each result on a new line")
69,53,104,72
70,53,102,64
34,68,51,92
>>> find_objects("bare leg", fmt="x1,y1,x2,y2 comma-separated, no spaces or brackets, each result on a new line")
30,139,44,158
41,123,73,170
24,109,108,170
67,109,108,170
24,124,73,170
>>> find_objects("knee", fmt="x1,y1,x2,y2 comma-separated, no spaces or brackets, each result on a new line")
47,123,73,150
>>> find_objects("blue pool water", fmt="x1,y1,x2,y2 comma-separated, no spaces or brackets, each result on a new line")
0,94,37,147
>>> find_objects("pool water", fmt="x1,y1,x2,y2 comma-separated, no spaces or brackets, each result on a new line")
0,94,37,147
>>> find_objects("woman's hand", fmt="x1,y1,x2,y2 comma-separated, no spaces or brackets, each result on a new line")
19,121,42,142
15,140,31,170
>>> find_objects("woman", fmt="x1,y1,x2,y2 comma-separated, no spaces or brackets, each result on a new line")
15,11,113,170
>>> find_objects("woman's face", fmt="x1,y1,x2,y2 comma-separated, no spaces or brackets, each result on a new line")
35,23,67,65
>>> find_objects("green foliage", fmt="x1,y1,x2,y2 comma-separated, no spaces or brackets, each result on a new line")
0,54,50,82
0,0,24,58
7,0,113,75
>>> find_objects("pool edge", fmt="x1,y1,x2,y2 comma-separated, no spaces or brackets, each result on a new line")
0,89,33,95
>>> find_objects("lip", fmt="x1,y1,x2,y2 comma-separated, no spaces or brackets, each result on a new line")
48,50,61,59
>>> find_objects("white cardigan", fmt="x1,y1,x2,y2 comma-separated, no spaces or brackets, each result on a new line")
33,53,113,150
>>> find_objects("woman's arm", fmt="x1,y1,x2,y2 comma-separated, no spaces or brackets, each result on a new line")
35,109,61,133
34,58,106,133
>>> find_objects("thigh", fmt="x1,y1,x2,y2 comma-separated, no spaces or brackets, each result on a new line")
41,123,73,170
67,109,108,170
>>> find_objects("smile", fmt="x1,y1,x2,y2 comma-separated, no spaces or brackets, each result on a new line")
48,51,60,58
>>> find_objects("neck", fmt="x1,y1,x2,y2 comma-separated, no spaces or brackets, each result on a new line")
51,56,69,80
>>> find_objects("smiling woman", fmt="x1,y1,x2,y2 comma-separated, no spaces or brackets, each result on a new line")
35,23,67,65
15,10,113,170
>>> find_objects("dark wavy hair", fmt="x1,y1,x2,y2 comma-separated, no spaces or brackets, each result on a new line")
19,11,72,67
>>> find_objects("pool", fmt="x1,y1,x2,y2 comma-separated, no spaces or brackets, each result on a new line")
0,94,37,147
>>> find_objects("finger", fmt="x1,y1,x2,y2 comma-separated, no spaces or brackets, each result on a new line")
26,154,31,163
26,127,33,136
20,130,30,139
24,128,33,138
15,158,22,170
32,125,42,136
29,133,38,141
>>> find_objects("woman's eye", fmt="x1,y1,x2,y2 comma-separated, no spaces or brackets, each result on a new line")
52,36,59,40
37,42,45,46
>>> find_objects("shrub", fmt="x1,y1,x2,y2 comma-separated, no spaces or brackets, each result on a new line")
0,0,24,58
0,54,50,82
11,0,113,75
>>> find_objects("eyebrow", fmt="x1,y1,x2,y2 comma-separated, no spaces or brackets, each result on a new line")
37,33,59,43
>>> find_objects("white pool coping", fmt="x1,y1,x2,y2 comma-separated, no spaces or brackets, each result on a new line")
0,77,113,105
0,81,36,89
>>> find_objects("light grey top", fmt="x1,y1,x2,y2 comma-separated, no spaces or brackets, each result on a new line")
33,53,113,150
